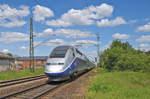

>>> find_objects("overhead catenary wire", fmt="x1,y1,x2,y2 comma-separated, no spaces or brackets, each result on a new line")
34,35,56,48
33,0,58,48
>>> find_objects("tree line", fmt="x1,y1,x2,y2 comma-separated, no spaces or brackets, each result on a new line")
99,40,150,72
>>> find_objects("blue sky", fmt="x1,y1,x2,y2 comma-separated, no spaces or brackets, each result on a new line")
0,0,150,60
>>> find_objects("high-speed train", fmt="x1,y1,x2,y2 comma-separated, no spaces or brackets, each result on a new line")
45,45,95,81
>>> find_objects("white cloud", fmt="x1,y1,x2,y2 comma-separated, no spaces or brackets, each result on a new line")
2,49,9,53
36,28,55,37
55,29,95,38
128,20,138,24
144,18,150,21
136,35,150,42
136,22,150,32
112,33,130,39
101,41,112,51
138,44,149,48
46,3,113,27
97,17,127,27
33,5,54,22
0,4,29,27
20,46,27,50
36,28,95,38
35,39,66,47
0,32,29,43
138,44,150,51
0,20,26,28
73,40,99,47
34,39,98,48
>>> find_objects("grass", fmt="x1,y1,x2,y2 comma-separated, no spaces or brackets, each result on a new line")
87,68,150,99
0,67,44,81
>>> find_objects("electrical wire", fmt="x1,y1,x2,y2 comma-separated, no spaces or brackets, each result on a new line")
34,36,54,48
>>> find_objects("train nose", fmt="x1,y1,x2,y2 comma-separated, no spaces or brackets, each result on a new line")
45,58,65,73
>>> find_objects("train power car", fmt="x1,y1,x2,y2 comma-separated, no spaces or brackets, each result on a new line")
45,45,95,81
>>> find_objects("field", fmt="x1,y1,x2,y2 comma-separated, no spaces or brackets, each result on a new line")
0,68,44,81
87,68,150,99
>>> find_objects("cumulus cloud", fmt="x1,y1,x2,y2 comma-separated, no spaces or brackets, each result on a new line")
101,41,112,51
128,20,138,24
0,32,29,43
33,5,54,22
138,43,150,51
138,44,149,48
2,49,9,53
34,39,98,48
0,20,26,28
55,29,95,38
112,33,130,39
36,28,55,37
136,22,150,32
20,46,27,50
36,28,95,38
97,17,127,27
136,35,150,42
144,18,150,21
35,39,66,47
73,40,99,47
0,4,29,27
46,3,113,27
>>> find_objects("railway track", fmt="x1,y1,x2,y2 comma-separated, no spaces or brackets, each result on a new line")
0,70,93,99
0,75,46,88
0,81,67,99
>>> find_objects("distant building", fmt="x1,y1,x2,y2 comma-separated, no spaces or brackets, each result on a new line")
15,56,48,69
0,52,14,71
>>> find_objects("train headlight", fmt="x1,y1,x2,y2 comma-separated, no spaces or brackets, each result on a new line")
49,66,63,73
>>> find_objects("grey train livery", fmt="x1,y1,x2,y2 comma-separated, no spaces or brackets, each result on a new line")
45,46,95,81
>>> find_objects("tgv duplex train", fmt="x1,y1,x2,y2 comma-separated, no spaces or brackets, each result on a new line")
45,45,95,81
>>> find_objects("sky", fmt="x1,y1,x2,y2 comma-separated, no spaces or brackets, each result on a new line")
0,0,150,60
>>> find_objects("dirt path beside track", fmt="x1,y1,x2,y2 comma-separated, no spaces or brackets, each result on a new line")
41,69,95,99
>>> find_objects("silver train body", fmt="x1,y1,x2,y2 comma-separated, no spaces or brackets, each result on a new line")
45,45,95,81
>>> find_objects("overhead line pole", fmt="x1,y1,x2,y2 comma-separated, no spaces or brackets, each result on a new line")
96,32,100,67
29,17,34,72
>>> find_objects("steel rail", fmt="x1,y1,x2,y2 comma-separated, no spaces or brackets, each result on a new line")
0,74,45,84
0,69,94,99
31,81,69,99
0,83,47,99
0,75,46,87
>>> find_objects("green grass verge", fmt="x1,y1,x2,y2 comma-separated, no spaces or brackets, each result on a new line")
0,68,44,81
87,68,150,99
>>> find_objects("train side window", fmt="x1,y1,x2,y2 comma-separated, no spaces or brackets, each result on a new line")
76,49,82,56
73,53,75,57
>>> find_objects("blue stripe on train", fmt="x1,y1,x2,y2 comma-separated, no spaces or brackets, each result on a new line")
45,58,78,75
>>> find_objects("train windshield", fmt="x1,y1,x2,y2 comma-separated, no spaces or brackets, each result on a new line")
50,46,70,58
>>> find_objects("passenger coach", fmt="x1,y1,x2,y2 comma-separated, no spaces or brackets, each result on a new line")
45,45,95,81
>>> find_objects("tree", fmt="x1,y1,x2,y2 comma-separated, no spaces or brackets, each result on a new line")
7,53,13,57
145,50,150,55
99,40,150,72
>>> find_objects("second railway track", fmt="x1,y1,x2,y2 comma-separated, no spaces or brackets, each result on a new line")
0,81,67,99
0,75,46,88
0,70,93,99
